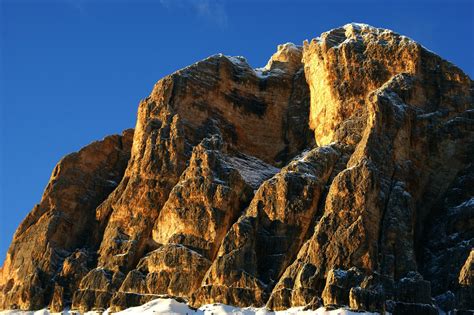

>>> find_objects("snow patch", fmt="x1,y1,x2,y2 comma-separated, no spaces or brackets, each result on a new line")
276,42,301,53
457,197,474,208
318,22,417,51
332,269,348,279
225,55,248,66
223,55,285,79
106,180,118,186
332,37,357,49
0,297,383,314
254,67,287,78
344,22,371,30
417,111,444,120
376,89,407,117
448,197,474,217
225,154,279,189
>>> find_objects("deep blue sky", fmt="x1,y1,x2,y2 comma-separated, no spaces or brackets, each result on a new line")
1,0,473,262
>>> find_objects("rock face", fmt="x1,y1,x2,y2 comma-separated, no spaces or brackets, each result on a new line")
0,130,133,310
267,24,473,313
190,145,340,308
0,23,473,314
421,163,474,312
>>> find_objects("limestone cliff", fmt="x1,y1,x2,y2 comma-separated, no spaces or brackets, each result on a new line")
0,24,472,314
0,130,133,310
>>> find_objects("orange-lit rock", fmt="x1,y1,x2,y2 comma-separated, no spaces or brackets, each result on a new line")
1,23,472,313
268,23,473,311
0,130,133,310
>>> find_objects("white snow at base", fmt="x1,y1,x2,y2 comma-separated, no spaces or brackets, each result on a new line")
0,298,382,315
0,310,51,315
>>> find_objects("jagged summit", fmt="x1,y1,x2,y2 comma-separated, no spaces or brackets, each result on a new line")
1,24,472,314
312,22,416,45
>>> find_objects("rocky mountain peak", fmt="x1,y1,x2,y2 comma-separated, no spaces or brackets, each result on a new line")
262,42,303,73
1,24,472,314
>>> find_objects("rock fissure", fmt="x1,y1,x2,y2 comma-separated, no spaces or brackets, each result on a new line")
377,169,397,275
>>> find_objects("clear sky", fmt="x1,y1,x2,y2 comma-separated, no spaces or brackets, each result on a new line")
1,0,473,262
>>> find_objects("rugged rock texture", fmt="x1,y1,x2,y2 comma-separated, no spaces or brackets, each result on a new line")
420,163,474,312
267,23,473,313
68,42,313,311
191,145,340,308
458,249,474,310
107,134,278,311
0,130,133,310
1,23,473,314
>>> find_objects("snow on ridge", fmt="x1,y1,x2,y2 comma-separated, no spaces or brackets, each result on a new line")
341,22,392,34
276,42,302,52
304,22,420,52
0,297,383,315
223,54,290,79
315,22,418,51
254,67,287,78
449,197,474,215
225,154,280,190
455,197,474,208
291,149,313,164
225,55,249,66
344,22,371,29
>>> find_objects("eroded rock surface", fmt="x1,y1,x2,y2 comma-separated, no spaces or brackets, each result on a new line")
268,23,473,312
107,134,279,310
1,23,473,313
191,145,340,308
0,130,134,310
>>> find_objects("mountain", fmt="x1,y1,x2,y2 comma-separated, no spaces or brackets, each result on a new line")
1,23,472,314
